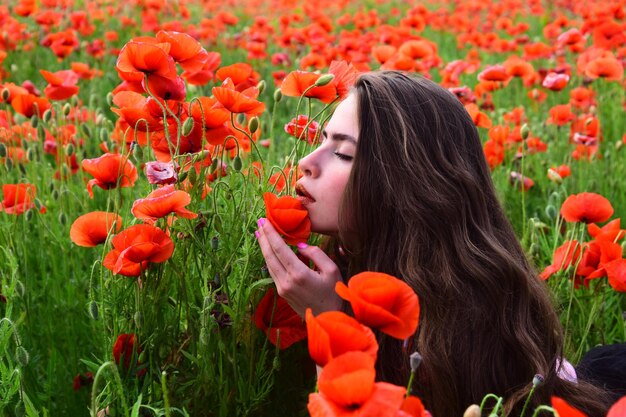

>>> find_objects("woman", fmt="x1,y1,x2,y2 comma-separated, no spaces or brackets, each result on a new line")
256,71,609,416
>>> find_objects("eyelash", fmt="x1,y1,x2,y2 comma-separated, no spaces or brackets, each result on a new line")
334,152,353,161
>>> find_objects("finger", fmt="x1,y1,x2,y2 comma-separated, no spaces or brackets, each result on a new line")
296,244,341,276
259,219,311,276
256,223,288,281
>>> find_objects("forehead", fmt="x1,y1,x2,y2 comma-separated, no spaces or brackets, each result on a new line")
325,94,359,140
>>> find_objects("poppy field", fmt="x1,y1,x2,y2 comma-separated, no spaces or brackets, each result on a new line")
0,0,626,416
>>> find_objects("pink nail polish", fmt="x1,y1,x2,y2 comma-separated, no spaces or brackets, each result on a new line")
296,242,308,249
254,231,260,239
258,218,266,227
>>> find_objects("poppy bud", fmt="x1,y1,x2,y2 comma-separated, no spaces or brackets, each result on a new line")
51,188,60,200
547,168,563,184
178,170,188,183
138,350,147,363
257,80,266,94
616,140,623,151
210,158,219,172
463,404,481,417
529,243,540,256
81,124,92,138
314,74,335,87
63,103,71,116
24,208,33,221
134,311,143,329
532,374,545,387
273,88,282,103
214,215,223,233
65,143,75,156
1,88,10,101
30,115,39,128
545,204,557,220
88,301,99,320
248,117,259,134
261,265,269,278
0,143,6,158
213,273,221,287
187,168,197,185
15,346,29,367
410,351,423,372
211,236,219,250
58,212,67,226
520,123,530,140
14,402,25,417
42,109,52,123
5,157,13,171
14,280,25,297
182,117,194,136
132,143,144,162
106,92,114,107
621,240,626,254
233,155,242,171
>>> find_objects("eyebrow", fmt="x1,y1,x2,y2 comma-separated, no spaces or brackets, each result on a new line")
322,130,358,144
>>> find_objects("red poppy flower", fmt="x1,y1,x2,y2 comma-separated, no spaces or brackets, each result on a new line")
40,69,80,100
588,219,625,242
10,93,51,118
131,185,197,224
605,259,626,292
551,397,587,417
560,192,614,223
547,104,575,126
308,351,406,417
81,153,138,198
540,240,583,280
398,396,428,417
608,396,626,417
212,78,265,116
464,103,492,128
0,184,45,215
328,60,359,100
155,30,209,74
280,70,338,104
305,309,378,367
112,333,142,371
144,161,178,185
542,72,569,91
335,272,420,340
477,64,512,83
184,96,232,146
116,41,177,82
72,372,94,391
263,192,311,245
284,115,320,144
254,287,307,349
509,171,535,192
584,56,624,81
103,224,174,277
70,211,123,247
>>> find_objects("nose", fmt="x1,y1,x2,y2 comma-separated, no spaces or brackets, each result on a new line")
298,148,321,178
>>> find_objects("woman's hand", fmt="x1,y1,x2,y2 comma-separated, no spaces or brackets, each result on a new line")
256,218,344,317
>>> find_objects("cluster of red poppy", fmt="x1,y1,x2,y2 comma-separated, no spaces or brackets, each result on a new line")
541,192,626,292
254,270,423,417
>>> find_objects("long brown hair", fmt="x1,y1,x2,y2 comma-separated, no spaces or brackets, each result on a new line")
333,71,609,416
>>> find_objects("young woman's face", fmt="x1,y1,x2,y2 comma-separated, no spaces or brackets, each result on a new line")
296,94,359,235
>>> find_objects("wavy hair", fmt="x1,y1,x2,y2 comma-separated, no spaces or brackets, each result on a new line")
333,71,609,416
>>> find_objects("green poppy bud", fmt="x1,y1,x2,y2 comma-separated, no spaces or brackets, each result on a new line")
15,346,29,367
0,143,6,158
257,80,266,94
37,124,45,141
545,204,558,220
273,88,282,103
138,350,147,363
248,117,259,134
178,170,188,183
314,73,335,87
106,92,114,107
210,158,219,172
58,212,67,226
182,117,194,136
88,301,99,320
81,124,91,138
14,402,25,417
132,142,144,162
214,215,223,233
4,157,12,171
520,123,530,140
42,109,52,123
63,103,71,116
547,168,563,184
1,88,10,101
64,143,74,156
25,209,34,220
529,243,540,256
51,188,59,201
233,155,242,171
30,115,38,128
211,236,219,251
213,273,221,287
134,311,143,329
187,168,197,185
272,355,281,370
14,280,25,297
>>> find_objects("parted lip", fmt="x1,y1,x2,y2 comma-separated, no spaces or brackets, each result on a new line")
295,183,315,202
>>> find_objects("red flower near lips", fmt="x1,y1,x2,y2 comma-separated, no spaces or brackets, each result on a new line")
131,185,197,224
560,192,613,223
70,211,122,247
81,153,138,198
103,224,174,277
335,272,420,340
305,309,378,367
254,287,307,349
0,184,45,215
263,192,311,245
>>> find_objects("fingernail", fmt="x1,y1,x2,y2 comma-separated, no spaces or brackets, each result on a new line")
296,242,308,249
257,218,266,228
254,231,260,239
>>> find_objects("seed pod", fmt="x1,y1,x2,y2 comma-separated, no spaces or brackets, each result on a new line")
532,374,545,387
182,117,194,136
233,155,242,171
248,117,259,134
273,88,282,103
409,351,423,372
257,80,266,94
520,123,530,140
88,301,99,320
15,346,29,367
211,236,219,250
314,73,335,87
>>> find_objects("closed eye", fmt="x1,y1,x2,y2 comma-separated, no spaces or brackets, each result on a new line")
334,151,353,161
